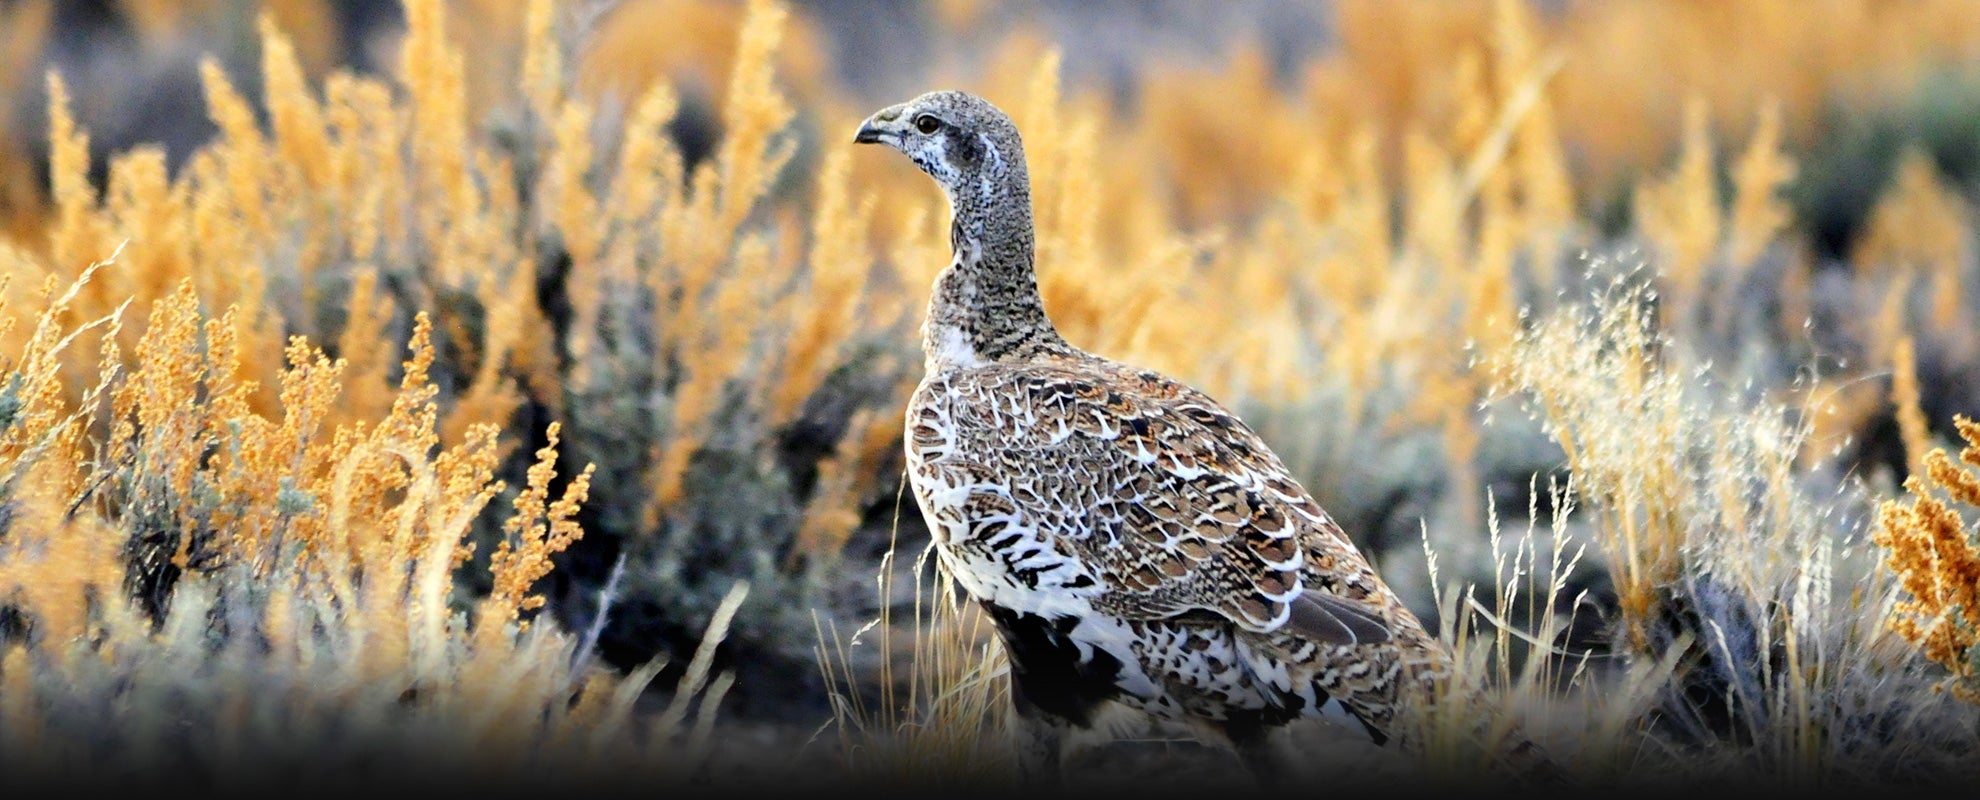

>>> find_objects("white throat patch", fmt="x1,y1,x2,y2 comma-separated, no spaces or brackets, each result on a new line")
929,322,984,369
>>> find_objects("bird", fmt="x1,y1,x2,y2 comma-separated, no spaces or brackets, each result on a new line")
854,90,1478,784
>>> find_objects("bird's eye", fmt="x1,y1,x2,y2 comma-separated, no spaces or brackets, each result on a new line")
913,114,941,134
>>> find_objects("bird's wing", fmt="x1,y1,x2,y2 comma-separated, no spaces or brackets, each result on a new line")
942,358,1398,644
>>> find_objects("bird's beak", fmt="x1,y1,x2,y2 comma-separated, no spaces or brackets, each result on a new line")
853,104,905,145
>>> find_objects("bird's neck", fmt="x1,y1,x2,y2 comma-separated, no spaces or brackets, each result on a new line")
923,176,1066,371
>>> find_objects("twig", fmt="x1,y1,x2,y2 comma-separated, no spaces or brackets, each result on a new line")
569,548,630,678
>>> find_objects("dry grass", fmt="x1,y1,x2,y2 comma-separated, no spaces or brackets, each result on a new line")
0,0,1978,791
0,258,743,787
814,521,1013,786
1874,415,1980,705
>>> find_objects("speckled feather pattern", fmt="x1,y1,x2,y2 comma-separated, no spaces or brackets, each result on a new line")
856,90,1455,771
908,354,1448,734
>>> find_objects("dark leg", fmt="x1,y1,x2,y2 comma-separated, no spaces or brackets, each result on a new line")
1011,709,1066,785
1222,713,1297,787
983,602,1122,786
1235,734,1293,785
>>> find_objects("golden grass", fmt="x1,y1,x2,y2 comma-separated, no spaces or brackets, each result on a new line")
0,261,741,782
0,0,1978,788
815,528,1013,785
1412,477,1687,783
1874,416,1980,704
1484,270,1933,781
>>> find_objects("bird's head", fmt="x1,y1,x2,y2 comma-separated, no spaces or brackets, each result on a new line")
853,90,1026,202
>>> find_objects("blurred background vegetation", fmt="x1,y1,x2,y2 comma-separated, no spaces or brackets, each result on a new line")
3,0,1980,789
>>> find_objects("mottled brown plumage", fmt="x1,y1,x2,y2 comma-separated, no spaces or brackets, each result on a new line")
856,91,1457,782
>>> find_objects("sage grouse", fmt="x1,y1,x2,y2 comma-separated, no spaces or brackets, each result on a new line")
855,91,1453,781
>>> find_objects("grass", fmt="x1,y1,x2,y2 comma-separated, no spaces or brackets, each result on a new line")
0,0,1978,792
814,522,1013,786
